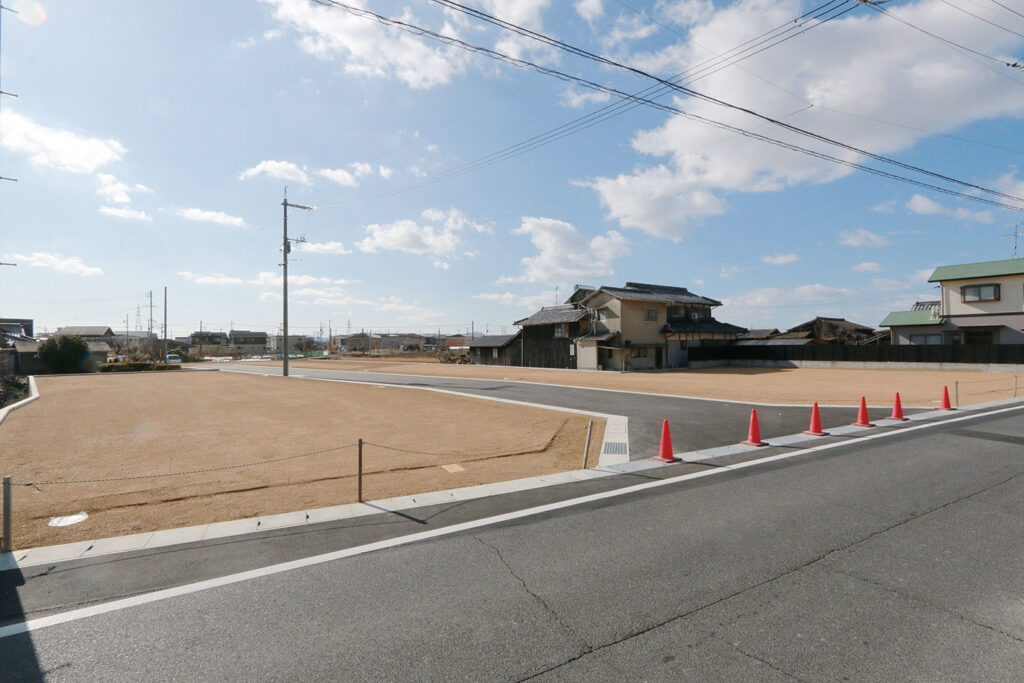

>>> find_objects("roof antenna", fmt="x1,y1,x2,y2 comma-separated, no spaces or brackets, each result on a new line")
1003,222,1022,258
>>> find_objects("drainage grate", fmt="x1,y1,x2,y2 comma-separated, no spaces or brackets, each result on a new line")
601,441,628,455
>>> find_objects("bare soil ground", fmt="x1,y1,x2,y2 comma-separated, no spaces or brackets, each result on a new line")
262,359,1020,408
0,372,603,549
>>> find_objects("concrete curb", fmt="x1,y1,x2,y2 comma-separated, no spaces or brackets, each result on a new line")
0,376,38,428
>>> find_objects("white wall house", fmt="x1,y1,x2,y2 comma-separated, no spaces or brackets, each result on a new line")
882,258,1024,344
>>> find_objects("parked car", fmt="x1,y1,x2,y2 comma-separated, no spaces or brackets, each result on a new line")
166,354,182,364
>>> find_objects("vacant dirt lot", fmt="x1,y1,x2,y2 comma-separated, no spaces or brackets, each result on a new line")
253,359,1020,408
0,372,603,549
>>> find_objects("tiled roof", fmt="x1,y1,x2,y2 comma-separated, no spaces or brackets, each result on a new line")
59,326,114,337
660,319,746,334
575,331,616,342
737,328,778,339
911,301,940,311
734,338,816,346
468,333,520,348
929,258,1024,282
593,283,720,306
514,306,587,326
772,330,813,339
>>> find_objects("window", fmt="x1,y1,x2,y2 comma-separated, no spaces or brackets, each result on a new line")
908,334,942,345
596,309,609,322
492,348,498,358
630,347,648,358
644,308,658,322
961,283,1000,302
554,323,568,338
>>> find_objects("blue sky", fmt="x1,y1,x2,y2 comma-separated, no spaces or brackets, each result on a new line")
2,0,1024,339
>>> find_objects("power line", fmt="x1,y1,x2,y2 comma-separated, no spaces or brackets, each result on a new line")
989,0,1024,21
427,0,1024,204
314,0,1024,212
937,0,1024,39
863,0,1024,79
316,0,854,208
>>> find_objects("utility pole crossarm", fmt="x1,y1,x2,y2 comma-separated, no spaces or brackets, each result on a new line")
281,189,314,377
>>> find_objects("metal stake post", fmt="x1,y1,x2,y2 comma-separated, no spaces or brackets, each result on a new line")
357,439,363,503
955,380,959,408
2,476,11,553
582,420,594,469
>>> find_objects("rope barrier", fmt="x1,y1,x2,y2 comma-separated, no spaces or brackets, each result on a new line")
14,441,359,487
360,440,548,459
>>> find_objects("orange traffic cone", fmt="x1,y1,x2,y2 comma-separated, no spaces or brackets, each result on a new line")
742,409,766,446
890,392,908,421
940,385,955,410
852,396,874,427
804,402,828,436
654,419,680,463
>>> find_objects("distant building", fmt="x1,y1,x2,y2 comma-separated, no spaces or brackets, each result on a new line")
270,334,310,352
229,330,268,354
190,330,230,356
774,317,876,345
469,332,522,366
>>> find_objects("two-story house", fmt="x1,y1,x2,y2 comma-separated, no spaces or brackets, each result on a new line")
229,330,268,354
575,282,746,370
881,258,1024,344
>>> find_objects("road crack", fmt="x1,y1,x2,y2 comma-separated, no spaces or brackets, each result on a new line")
516,464,1024,681
473,535,591,655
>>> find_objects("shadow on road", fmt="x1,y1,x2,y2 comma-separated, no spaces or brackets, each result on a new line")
0,566,44,681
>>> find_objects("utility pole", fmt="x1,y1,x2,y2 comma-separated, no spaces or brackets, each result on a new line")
1003,223,1023,258
125,315,130,360
281,187,313,377
146,290,154,341
163,286,168,363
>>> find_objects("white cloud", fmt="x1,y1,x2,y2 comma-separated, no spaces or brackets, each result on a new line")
719,265,746,278
426,144,439,153
906,194,993,223
474,291,555,310
99,206,153,222
259,291,283,302
661,0,716,27
761,253,799,265
871,199,898,213
584,1,1024,238
719,283,858,327
298,241,352,255
263,0,472,89
562,88,613,108
356,208,490,267
0,110,125,174
238,159,310,184
178,271,245,285
318,167,358,187
9,251,103,276
350,161,373,177
853,261,882,272
378,165,394,179
840,228,890,247
601,14,658,49
499,216,629,284
176,208,247,228
96,174,132,203
250,271,351,287
575,0,603,22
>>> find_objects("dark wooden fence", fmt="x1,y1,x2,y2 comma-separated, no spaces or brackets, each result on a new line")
689,344,1024,365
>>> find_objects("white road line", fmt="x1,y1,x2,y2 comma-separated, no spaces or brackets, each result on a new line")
230,363,882,408
2,401,1022,641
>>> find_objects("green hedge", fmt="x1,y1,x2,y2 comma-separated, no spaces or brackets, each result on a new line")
98,362,182,373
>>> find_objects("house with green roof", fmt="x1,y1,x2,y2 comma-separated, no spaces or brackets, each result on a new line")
881,258,1024,344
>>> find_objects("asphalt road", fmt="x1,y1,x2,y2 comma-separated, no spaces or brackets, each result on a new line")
215,364,894,458
3,403,1024,680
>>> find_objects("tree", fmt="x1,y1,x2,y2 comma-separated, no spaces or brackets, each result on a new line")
36,336,90,373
